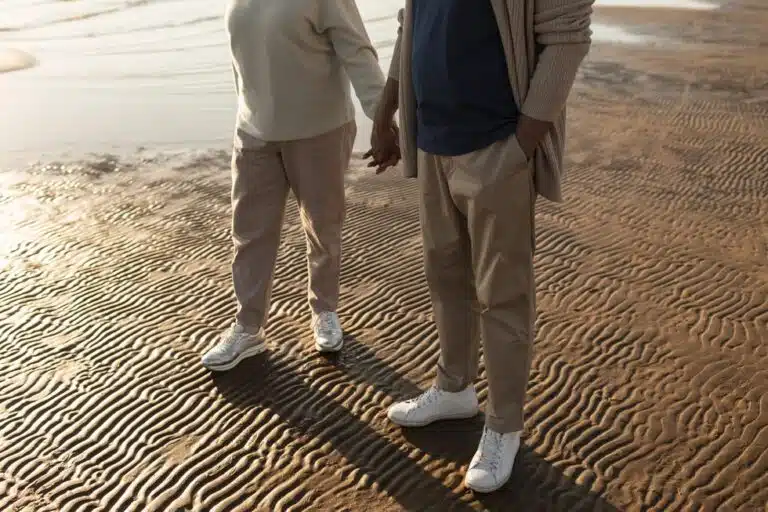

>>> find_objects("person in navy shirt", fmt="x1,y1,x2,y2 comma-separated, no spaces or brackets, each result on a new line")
367,0,593,494
411,0,519,156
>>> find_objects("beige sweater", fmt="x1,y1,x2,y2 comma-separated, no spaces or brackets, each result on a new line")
389,0,593,202
226,0,385,141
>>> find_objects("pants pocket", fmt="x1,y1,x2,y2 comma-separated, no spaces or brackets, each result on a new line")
484,134,530,187
508,134,529,169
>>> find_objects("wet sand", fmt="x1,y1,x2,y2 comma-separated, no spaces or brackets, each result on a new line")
0,0,731,170
1,1,767,511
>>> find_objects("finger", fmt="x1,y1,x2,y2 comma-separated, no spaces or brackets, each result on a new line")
376,156,399,174
367,152,387,168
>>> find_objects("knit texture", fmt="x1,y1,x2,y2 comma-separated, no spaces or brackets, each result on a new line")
388,0,593,202
227,0,385,141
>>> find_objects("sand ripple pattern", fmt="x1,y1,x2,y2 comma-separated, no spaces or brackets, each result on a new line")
2,5,768,512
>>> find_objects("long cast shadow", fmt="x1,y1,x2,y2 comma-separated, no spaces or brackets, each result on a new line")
212,330,620,511
402,421,621,512
212,353,476,511
339,333,621,511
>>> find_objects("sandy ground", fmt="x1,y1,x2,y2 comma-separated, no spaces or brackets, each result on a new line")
1,1,767,511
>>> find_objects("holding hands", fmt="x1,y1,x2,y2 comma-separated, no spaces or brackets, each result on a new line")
364,77,401,174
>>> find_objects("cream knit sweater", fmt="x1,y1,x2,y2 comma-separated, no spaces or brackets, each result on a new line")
226,0,385,141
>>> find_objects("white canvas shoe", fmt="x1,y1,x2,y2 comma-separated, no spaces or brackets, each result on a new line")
201,324,266,371
387,385,479,427
313,311,344,352
464,427,521,493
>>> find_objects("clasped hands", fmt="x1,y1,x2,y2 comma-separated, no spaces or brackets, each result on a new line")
364,112,401,174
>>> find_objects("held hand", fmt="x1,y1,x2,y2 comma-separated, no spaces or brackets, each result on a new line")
516,132,537,161
515,114,553,160
366,77,401,174
365,119,400,174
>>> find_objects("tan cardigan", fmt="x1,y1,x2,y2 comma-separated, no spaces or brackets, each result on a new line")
387,0,593,202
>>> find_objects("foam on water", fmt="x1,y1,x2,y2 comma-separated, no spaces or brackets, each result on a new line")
590,24,649,44
0,48,37,73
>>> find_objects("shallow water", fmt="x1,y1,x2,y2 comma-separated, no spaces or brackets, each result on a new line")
0,0,718,169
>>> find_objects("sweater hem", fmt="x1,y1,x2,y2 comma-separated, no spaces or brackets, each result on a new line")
235,112,356,144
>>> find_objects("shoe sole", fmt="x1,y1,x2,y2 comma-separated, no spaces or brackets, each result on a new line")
202,344,266,372
465,476,511,494
388,409,479,428
315,338,344,353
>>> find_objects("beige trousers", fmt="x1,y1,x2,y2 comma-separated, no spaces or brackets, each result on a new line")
231,121,356,330
418,135,536,433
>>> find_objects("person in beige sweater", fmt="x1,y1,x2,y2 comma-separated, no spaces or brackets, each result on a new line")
368,0,593,493
202,0,386,370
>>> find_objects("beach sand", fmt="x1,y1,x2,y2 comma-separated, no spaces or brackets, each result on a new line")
1,1,767,511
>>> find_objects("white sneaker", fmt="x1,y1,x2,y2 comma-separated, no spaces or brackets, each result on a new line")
464,427,521,493
201,324,266,371
387,385,479,427
313,311,343,352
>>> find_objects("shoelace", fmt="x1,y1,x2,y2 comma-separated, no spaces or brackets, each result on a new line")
217,326,245,352
473,428,503,472
315,314,338,334
410,386,440,408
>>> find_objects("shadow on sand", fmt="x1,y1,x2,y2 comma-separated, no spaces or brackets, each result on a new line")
211,332,620,512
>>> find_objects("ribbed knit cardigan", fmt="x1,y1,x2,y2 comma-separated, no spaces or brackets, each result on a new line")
387,0,593,202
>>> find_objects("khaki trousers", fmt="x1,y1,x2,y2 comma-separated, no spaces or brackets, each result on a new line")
231,121,356,330
418,135,536,433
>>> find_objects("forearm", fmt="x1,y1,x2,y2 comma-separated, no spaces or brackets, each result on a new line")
369,78,401,171
377,8,403,124
516,43,589,156
519,42,590,123
516,43,589,157
517,0,593,153
515,114,553,158
387,8,405,82
376,77,399,123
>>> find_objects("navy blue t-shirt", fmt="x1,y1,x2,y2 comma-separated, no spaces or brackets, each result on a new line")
411,0,519,156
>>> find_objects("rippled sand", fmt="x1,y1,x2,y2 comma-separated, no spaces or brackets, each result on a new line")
1,1,767,511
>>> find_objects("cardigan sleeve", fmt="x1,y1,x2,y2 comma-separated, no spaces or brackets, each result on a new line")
520,0,593,122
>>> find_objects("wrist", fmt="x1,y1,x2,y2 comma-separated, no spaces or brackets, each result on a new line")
375,78,399,124
515,132,535,159
515,114,552,159
374,107,396,129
